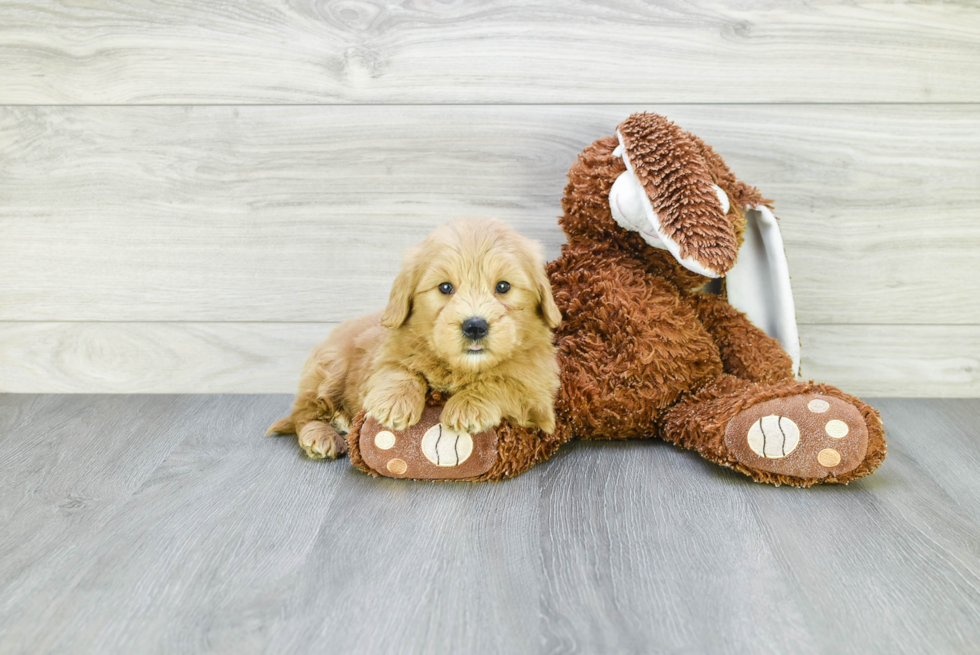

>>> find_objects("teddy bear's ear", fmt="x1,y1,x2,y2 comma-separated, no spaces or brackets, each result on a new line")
616,113,740,277
725,205,802,376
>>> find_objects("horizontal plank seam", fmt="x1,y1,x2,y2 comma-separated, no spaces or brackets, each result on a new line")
1,393,971,400
2,102,980,108
0,321,978,327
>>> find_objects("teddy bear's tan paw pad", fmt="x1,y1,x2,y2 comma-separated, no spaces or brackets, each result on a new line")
298,421,347,460
724,394,869,479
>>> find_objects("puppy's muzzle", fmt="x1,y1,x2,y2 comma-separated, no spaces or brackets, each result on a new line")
461,317,489,341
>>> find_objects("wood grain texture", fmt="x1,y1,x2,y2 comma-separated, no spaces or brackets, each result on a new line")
0,322,335,394
1,104,977,325
800,325,980,398
1,394,979,653
1,322,976,397
1,0,978,104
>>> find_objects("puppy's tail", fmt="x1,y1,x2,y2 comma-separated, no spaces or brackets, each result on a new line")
266,416,296,436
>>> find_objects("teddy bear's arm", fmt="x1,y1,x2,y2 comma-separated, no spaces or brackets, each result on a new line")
689,292,795,384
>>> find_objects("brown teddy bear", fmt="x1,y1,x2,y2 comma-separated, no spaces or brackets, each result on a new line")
347,113,887,487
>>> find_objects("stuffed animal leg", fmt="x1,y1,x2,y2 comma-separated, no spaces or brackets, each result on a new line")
346,392,568,481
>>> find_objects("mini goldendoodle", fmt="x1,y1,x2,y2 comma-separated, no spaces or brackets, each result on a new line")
267,218,562,459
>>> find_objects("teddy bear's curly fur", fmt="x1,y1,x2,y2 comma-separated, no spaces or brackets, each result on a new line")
347,113,887,487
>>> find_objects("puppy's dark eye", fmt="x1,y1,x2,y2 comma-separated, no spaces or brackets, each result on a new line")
438,282,454,295
495,281,511,294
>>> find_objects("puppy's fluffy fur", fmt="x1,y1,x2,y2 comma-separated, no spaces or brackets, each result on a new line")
268,219,562,459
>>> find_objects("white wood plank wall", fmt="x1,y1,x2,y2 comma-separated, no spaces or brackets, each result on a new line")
1,1,978,396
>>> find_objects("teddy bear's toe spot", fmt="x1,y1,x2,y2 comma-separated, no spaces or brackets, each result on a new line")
825,420,849,438
807,399,830,413
386,458,408,475
374,430,396,450
818,448,842,467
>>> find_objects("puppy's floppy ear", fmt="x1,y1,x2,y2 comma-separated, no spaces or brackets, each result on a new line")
535,267,562,329
382,245,421,329
524,246,561,329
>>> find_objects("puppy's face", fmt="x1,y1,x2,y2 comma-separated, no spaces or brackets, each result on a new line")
382,219,561,373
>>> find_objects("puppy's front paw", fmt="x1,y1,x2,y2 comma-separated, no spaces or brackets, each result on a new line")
366,387,425,431
528,405,557,434
442,394,501,435
298,421,347,460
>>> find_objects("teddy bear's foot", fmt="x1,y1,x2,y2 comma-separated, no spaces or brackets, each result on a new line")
661,375,886,486
345,393,571,481
724,394,868,480
353,404,500,480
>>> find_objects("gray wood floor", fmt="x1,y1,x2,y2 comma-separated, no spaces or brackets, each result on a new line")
1,395,979,654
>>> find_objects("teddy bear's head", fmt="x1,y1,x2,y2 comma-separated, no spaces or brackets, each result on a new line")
560,113,768,279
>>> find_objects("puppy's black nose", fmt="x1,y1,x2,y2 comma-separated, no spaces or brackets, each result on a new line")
461,317,489,341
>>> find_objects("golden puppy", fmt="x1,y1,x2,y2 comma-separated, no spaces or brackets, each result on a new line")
267,218,562,460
